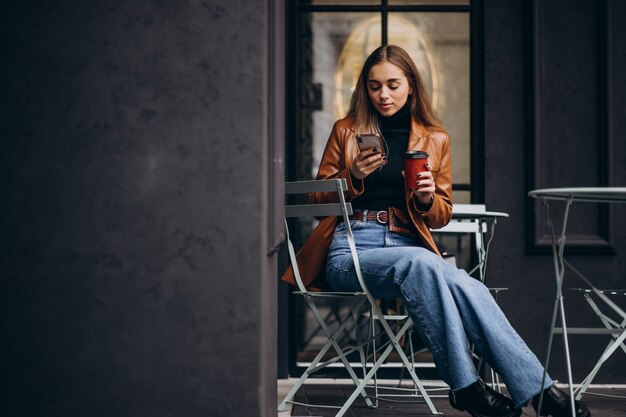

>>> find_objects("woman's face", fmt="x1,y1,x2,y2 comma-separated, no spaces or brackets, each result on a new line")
367,61,413,117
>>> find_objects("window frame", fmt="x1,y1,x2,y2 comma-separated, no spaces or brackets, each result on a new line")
288,0,483,200
284,0,485,377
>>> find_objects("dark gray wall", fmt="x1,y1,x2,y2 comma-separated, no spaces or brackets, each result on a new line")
484,0,626,382
1,1,279,416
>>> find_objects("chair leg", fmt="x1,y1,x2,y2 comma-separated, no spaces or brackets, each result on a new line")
278,296,374,411
387,319,442,415
337,316,442,416
335,341,398,417
277,331,336,411
574,329,626,400
308,299,375,408
573,294,626,399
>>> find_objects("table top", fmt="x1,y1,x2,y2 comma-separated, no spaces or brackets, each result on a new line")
528,187,626,203
452,211,509,220
451,204,509,219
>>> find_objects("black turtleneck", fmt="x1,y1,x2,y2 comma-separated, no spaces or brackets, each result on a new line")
352,102,410,211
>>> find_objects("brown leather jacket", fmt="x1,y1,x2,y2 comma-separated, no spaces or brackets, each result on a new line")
282,116,453,289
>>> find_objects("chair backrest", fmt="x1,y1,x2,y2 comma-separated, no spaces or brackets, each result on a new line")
285,179,353,219
431,203,508,283
452,203,487,214
284,179,354,292
434,204,487,234
435,203,508,236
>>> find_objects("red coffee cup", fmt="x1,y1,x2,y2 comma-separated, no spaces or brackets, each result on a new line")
404,151,429,190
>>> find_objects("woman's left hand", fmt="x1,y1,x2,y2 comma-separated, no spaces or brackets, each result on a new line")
411,163,435,205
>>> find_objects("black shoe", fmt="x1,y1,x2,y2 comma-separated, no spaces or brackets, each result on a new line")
449,379,522,417
532,386,591,417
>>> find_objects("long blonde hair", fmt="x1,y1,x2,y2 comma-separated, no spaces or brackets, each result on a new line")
347,45,442,134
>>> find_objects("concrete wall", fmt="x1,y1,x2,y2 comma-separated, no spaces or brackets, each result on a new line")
1,1,279,416
484,0,626,382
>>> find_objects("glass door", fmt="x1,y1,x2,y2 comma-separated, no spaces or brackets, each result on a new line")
286,0,477,377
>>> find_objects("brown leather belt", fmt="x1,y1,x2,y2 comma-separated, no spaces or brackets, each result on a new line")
346,208,418,238
349,210,389,224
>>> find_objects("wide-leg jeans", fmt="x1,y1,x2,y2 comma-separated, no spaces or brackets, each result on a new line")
326,220,553,408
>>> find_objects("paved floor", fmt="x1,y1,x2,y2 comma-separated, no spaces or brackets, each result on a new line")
279,380,626,416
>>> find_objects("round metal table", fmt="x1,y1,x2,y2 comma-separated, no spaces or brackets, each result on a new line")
529,187,626,415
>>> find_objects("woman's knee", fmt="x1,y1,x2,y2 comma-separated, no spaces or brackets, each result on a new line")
393,249,445,288
447,270,491,300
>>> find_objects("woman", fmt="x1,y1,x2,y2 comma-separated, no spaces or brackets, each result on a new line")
289,45,590,417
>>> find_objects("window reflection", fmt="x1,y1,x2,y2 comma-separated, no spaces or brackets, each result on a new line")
309,13,378,177
308,12,469,194
334,15,439,119
391,12,470,189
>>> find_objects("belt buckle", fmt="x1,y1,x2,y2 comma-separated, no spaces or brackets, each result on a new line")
376,210,388,224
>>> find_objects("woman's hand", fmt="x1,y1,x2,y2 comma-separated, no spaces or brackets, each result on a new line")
403,163,435,205
350,149,387,180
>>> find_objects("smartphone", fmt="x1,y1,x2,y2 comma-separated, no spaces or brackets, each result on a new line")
356,134,384,153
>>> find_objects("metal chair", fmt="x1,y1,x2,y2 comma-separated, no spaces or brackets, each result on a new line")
433,204,508,283
430,204,509,391
277,178,441,416
561,287,626,400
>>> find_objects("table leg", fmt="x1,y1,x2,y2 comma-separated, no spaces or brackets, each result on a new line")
537,199,576,417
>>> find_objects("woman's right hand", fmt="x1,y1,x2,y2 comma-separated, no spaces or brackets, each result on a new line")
350,149,387,180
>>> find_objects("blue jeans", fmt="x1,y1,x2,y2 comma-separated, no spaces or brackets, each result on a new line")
326,220,553,408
